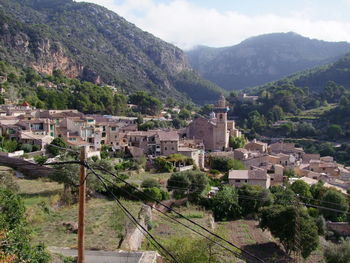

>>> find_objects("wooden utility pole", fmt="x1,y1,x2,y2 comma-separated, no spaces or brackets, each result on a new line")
78,146,88,263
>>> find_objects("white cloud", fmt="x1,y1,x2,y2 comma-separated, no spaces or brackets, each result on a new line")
76,0,350,50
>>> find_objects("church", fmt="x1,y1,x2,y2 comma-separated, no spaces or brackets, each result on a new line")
186,94,241,151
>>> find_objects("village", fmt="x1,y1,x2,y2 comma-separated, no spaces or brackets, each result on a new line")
0,94,349,195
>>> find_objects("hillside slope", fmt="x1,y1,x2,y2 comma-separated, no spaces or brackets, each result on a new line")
187,32,350,91
0,0,223,103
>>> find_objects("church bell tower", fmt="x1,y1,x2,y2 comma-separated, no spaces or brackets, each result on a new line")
213,94,229,150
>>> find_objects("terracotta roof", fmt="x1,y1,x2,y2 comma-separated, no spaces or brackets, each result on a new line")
157,131,179,141
21,101,30,107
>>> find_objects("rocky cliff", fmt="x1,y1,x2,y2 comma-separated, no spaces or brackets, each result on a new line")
0,0,223,103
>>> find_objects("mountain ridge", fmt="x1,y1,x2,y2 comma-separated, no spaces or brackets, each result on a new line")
187,32,350,91
0,0,224,104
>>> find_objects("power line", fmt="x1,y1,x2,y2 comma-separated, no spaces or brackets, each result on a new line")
94,172,247,262
93,164,266,263
88,166,180,263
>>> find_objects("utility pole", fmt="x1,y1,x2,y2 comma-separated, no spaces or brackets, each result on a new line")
78,146,88,263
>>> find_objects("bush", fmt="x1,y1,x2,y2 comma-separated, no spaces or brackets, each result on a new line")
20,144,33,153
34,155,48,165
160,189,170,200
143,187,162,201
324,239,350,263
141,178,160,188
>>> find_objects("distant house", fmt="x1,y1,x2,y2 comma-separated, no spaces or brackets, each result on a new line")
244,139,268,153
228,167,271,189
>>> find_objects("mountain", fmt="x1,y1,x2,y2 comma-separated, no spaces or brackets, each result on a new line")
0,0,224,104
187,32,350,91
261,52,350,92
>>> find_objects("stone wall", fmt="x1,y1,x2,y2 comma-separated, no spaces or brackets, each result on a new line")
120,204,153,251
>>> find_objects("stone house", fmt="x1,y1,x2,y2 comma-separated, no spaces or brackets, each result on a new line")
244,139,268,153
228,167,271,188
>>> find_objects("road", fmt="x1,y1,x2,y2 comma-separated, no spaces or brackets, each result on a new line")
49,247,158,263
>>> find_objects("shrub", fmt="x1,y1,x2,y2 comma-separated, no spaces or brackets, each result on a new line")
20,144,33,153
324,239,350,263
141,178,160,188
154,157,174,173
143,187,162,201
34,155,48,165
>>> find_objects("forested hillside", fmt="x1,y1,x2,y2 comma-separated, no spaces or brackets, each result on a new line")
0,0,224,104
187,32,350,91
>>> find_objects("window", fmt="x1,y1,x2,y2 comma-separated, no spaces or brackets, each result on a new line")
31,123,44,130
235,179,241,182
102,132,106,137
219,114,223,120
165,147,167,151
172,147,174,150
245,180,248,183
111,127,116,131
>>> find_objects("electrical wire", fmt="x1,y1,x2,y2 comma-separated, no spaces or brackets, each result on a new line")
88,165,181,263
93,172,247,261
93,164,267,263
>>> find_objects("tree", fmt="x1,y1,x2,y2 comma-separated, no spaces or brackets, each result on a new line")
47,137,67,156
238,185,273,217
324,239,350,263
113,93,128,115
178,109,192,120
153,157,174,173
291,180,312,202
167,172,191,199
210,156,245,173
320,189,348,222
129,91,162,116
229,136,246,150
270,185,297,206
210,185,241,221
327,124,343,140
167,171,208,200
259,205,319,259
0,188,51,263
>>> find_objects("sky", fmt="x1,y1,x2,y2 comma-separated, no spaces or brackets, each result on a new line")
75,0,350,50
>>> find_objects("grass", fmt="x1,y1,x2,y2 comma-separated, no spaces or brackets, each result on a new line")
149,205,212,240
126,171,172,187
15,177,142,250
288,103,337,120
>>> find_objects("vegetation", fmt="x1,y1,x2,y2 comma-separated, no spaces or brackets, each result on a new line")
324,239,350,263
229,136,246,149
0,187,51,263
209,156,245,173
259,205,319,259
209,185,240,221
167,170,208,200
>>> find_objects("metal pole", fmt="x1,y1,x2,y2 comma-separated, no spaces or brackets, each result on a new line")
78,146,87,263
